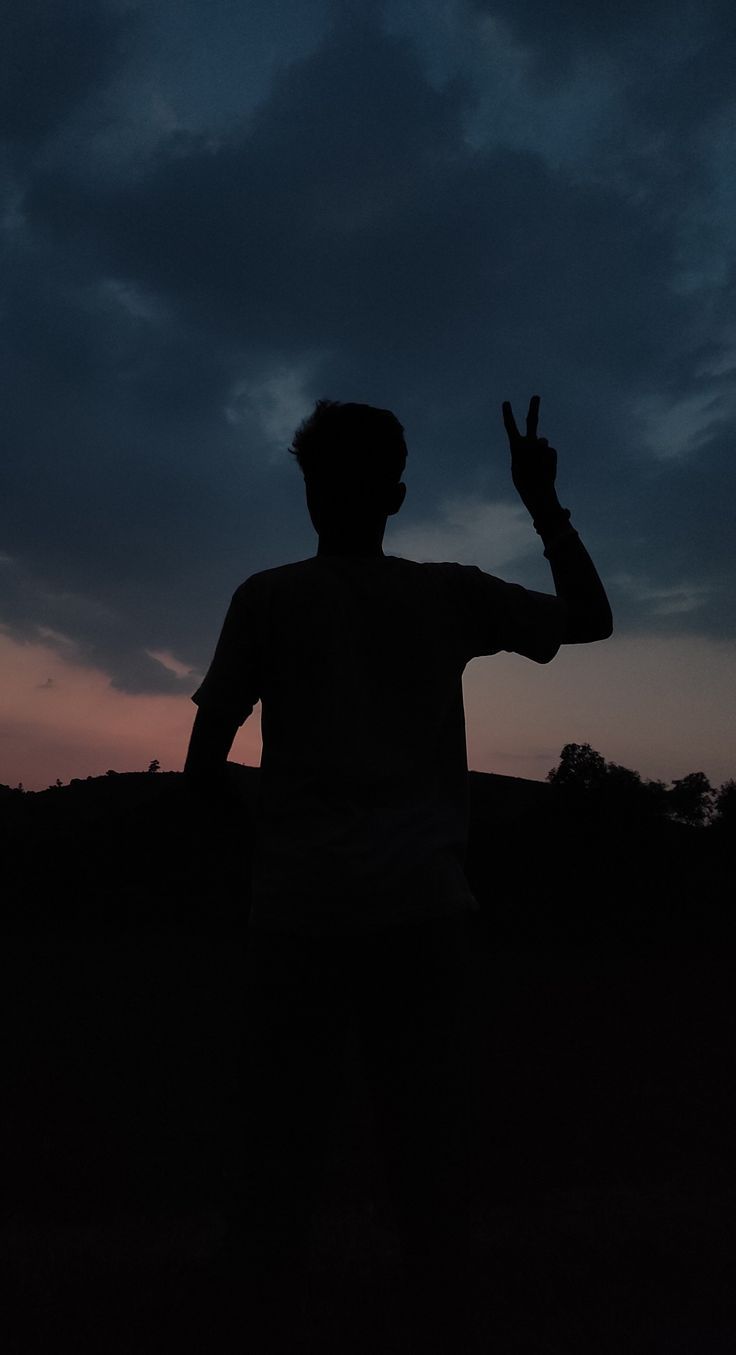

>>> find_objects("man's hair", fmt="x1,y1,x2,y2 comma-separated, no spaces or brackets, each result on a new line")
288,400,407,488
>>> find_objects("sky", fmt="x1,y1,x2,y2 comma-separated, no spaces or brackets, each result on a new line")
2,0,735,791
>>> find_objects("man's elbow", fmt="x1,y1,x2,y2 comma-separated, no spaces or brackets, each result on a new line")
560,606,613,644
592,605,614,640
570,619,613,643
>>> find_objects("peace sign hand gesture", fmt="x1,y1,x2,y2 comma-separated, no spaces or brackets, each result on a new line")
502,395,560,521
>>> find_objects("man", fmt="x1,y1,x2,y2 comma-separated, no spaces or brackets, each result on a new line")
184,395,612,1350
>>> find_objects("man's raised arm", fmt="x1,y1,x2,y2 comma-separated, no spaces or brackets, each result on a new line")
502,394,613,644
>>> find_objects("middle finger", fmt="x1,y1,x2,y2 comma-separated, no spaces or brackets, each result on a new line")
526,395,540,439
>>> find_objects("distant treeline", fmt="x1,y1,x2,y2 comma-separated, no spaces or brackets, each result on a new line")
546,742,735,829
3,742,734,827
0,749,732,942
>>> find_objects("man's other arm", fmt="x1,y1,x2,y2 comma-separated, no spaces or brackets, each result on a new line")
183,577,261,803
183,708,243,820
184,707,240,783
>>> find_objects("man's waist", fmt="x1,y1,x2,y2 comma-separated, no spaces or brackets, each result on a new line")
248,858,479,934
254,834,467,886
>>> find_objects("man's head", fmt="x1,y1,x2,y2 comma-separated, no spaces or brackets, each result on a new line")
289,399,407,552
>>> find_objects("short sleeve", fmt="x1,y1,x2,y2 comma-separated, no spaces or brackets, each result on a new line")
191,577,263,725
449,564,563,665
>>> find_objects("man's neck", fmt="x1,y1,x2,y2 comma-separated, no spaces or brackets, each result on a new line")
316,539,385,558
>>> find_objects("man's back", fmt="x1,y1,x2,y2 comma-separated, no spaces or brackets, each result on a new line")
192,551,563,933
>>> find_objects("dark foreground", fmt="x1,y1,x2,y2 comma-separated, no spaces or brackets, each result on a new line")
4,1177,734,1354
2,928,734,1353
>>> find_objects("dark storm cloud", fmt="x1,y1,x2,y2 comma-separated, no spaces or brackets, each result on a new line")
1,0,137,152
22,19,700,438
471,0,736,115
26,19,470,349
2,216,277,688
3,2,735,695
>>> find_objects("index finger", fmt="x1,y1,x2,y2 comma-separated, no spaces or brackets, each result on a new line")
502,400,520,441
527,395,540,439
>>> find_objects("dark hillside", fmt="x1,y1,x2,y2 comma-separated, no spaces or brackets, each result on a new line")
2,766,730,939
1,767,733,1351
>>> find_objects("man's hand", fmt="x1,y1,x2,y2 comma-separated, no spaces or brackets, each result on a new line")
502,395,560,521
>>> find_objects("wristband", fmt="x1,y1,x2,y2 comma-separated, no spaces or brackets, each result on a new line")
532,506,579,556
542,526,579,558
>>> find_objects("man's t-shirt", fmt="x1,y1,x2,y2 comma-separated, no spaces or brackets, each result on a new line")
191,553,563,934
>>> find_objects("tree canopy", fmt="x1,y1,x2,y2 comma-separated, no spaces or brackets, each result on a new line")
547,744,716,826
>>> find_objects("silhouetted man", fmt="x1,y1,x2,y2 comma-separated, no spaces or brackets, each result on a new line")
184,395,612,1351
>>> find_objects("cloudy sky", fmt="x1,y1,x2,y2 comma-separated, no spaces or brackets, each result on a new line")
2,0,735,791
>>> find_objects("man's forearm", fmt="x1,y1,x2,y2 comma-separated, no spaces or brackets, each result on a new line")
183,707,241,803
534,501,613,643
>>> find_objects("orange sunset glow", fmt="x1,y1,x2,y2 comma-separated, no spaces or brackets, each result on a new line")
3,627,733,793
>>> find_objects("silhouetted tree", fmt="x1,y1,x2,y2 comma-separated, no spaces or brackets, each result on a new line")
667,772,714,828
604,761,642,795
642,776,669,816
603,762,668,818
547,742,607,792
147,759,160,774
549,744,675,822
712,779,736,832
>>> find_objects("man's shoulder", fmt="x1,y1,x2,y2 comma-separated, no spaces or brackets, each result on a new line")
231,555,479,600
231,559,313,597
